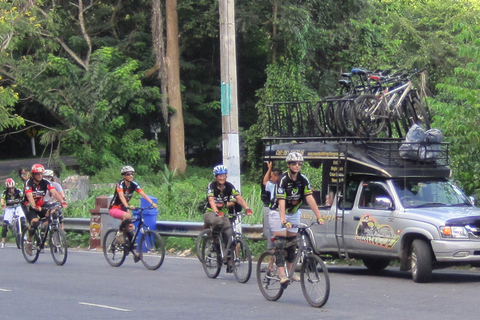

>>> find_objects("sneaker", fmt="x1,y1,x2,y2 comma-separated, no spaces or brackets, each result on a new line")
280,276,290,285
116,231,125,244
0,242,5,249
25,242,33,255
133,253,141,263
291,273,301,282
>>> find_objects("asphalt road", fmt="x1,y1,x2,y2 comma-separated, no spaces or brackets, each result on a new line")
1,245,480,320
0,156,77,181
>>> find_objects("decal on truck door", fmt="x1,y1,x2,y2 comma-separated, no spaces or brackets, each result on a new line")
355,214,399,248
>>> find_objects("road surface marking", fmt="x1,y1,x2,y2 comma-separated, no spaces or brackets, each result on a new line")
79,302,131,312
0,288,11,292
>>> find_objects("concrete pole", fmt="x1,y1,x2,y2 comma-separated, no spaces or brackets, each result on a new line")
219,0,241,191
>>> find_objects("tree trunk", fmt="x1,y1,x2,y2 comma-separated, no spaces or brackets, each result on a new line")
151,0,169,128
166,0,186,173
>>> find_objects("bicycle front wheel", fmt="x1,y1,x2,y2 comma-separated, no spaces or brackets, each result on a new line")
301,254,330,308
196,229,212,262
50,228,68,266
21,228,41,263
12,219,22,249
232,238,252,283
139,230,165,270
103,229,127,267
256,251,284,301
201,233,221,278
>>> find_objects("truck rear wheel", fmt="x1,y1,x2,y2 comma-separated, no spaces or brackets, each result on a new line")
410,239,433,283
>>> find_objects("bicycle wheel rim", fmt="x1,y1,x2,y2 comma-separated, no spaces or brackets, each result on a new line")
103,229,126,267
232,239,252,283
201,235,221,278
301,254,330,308
13,220,22,249
353,95,386,137
21,228,40,263
50,228,68,266
139,230,165,270
256,251,284,301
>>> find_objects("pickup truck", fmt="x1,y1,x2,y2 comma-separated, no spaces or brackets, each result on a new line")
263,138,480,283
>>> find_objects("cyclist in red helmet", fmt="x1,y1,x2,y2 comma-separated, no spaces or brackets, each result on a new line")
1,178,26,248
23,164,68,255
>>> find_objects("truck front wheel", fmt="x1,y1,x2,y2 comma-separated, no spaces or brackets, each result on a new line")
410,239,433,283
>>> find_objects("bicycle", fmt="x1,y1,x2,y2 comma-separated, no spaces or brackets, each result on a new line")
21,205,68,265
196,211,252,283
103,206,165,270
256,222,330,308
351,70,430,137
6,206,25,249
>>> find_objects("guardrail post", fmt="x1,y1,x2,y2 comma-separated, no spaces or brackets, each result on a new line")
89,195,110,250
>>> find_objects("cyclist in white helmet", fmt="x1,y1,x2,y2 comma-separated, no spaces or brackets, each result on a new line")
269,152,324,284
204,165,252,272
108,166,157,249
43,170,66,229
1,178,27,248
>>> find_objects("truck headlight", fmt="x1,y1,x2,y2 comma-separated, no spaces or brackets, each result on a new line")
440,226,469,238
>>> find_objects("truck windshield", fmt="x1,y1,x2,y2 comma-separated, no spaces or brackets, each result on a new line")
392,179,471,208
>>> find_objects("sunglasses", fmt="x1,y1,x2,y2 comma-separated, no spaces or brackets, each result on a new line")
288,162,303,166
124,173,134,176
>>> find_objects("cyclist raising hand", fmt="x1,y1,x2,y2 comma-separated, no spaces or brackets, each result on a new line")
24,164,67,255
1,178,26,248
108,166,157,245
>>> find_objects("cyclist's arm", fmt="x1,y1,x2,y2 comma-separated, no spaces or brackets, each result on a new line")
234,194,250,212
278,198,286,223
262,162,273,186
138,190,157,208
305,194,324,224
49,188,68,208
117,190,130,209
25,192,36,209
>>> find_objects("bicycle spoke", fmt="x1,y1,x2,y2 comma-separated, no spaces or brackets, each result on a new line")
50,229,68,266
201,234,221,278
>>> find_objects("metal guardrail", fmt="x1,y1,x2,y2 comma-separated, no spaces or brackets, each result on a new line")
64,218,265,240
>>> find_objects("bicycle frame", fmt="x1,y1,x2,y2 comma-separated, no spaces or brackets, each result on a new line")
379,80,413,119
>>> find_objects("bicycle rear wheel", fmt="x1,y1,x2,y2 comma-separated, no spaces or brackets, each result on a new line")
21,228,41,263
300,254,330,308
103,229,127,267
139,230,165,270
50,228,68,266
232,238,252,283
201,233,221,278
256,251,284,301
352,94,386,137
195,229,212,262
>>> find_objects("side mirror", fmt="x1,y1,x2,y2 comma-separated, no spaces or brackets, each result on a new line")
374,196,394,210
469,196,477,206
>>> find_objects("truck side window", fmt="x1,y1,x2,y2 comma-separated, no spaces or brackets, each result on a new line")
359,182,391,209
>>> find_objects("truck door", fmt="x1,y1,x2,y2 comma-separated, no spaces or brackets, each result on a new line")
346,180,399,255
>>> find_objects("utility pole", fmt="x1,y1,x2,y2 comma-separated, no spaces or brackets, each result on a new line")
219,0,241,190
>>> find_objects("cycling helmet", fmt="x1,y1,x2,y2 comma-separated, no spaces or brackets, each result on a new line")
213,165,228,176
121,165,135,175
43,169,54,177
5,178,15,188
285,152,304,163
31,163,45,173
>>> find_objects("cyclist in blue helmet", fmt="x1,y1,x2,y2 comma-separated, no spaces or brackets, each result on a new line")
204,165,252,271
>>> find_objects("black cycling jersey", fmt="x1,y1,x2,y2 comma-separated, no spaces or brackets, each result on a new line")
109,180,143,210
2,188,23,207
270,171,313,214
24,178,54,207
205,181,240,214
